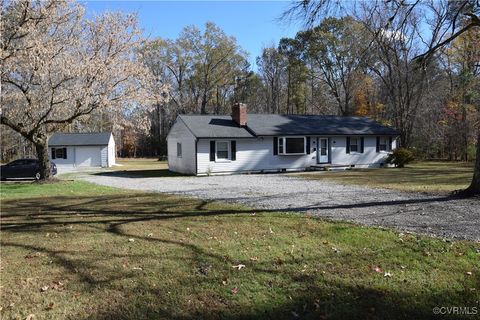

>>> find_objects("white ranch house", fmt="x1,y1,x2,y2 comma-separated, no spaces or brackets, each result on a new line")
167,104,398,175
48,132,116,168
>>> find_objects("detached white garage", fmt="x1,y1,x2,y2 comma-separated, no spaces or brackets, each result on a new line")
48,132,116,168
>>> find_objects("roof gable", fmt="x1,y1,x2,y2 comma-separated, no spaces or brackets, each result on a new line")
48,132,112,146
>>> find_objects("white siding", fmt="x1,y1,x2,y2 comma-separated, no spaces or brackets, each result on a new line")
167,118,196,174
330,136,397,168
197,137,317,175
49,146,75,167
101,146,108,167
49,145,109,168
107,134,116,167
196,136,398,174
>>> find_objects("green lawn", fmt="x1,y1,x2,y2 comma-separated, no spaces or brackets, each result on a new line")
1,180,478,319
100,158,183,178
295,161,474,193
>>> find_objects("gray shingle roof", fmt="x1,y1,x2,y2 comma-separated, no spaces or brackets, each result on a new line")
48,132,112,146
177,114,398,138
179,115,255,138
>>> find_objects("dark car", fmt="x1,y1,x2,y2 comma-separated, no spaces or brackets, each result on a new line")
0,159,57,180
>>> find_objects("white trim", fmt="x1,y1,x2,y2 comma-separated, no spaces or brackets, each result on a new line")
349,137,360,153
177,142,182,158
378,136,389,152
318,137,329,163
215,140,231,162
278,136,306,155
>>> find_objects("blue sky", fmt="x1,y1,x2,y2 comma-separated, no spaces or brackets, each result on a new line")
83,1,301,68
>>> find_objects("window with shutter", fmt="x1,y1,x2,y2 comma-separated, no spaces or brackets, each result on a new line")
379,137,388,151
54,148,65,159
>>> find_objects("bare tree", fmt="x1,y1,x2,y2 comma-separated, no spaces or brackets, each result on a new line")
0,0,163,179
257,46,286,113
284,0,480,195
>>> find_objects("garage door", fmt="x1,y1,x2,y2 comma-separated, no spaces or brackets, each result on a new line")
75,146,102,167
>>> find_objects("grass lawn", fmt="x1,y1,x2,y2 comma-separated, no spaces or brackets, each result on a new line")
295,161,474,193
100,158,182,178
1,180,479,319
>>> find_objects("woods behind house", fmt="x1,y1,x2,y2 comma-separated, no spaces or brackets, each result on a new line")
1,0,479,185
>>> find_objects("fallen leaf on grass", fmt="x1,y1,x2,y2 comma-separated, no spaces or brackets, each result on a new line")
51,281,64,290
275,257,284,266
24,252,42,259
26,314,35,320
231,287,238,294
232,264,246,270
46,302,54,310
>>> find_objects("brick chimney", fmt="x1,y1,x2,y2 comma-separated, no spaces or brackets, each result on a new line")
232,103,247,126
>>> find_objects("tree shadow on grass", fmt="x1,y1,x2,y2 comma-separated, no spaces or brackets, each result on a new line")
1,193,479,319
0,193,463,232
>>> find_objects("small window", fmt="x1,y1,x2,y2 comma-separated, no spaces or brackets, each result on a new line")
177,143,182,158
379,137,388,151
55,148,65,159
278,137,306,155
350,138,358,153
216,141,229,160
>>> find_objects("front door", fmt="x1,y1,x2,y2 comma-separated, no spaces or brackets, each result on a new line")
318,138,329,163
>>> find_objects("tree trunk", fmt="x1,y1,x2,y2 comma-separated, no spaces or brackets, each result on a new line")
34,141,51,180
462,130,480,196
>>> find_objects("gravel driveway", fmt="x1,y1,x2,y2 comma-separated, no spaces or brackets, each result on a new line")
81,173,480,241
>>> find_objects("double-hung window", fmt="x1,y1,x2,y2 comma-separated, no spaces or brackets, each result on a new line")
51,147,67,159
278,137,306,155
216,141,229,160
349,138,359,153
379,137,388,151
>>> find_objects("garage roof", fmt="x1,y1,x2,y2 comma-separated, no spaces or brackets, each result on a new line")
48,132,112,146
